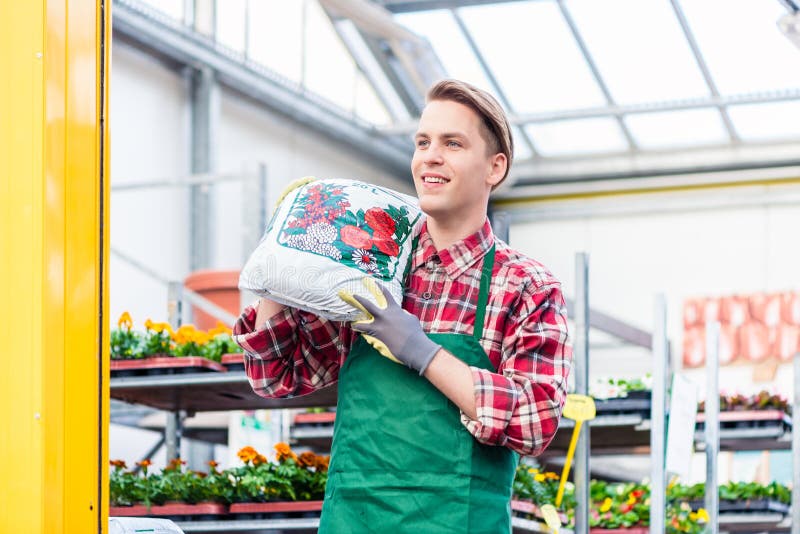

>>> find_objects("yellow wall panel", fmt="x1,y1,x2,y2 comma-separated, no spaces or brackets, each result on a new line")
0,0,108,532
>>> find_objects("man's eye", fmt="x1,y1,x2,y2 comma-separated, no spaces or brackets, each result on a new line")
416,139,429,148
447,140,461,148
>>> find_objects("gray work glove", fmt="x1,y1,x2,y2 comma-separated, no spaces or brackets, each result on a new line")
338,277,441,375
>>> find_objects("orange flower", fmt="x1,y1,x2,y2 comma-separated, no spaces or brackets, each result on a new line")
314,455,330,472
237,446,258,464
298,451,317,468
208,460,219,470
109,459,127,469
252,454,268,466
166,458,186,471
274,442,298,463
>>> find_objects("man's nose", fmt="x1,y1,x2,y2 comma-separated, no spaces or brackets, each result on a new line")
424,142,444,164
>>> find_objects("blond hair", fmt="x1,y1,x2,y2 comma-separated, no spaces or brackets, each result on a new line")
426,79,514,188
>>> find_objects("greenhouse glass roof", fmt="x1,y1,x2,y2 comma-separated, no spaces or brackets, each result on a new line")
127,0,800,186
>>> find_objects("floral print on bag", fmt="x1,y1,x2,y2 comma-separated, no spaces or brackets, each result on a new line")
278,182,420,279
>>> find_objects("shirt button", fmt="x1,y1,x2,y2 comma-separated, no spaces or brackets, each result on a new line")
422,291,432,300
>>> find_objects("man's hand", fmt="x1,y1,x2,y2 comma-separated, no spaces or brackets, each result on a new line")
338,278,441,375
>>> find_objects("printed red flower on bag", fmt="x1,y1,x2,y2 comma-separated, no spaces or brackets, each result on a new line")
340,225,373,249
364,208,396,237
373,236,399,257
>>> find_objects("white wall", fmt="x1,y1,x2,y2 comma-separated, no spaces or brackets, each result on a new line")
507,181,800,398
110,42,191,328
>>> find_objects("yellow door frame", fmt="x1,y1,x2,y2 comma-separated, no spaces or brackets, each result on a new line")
0,0,110,532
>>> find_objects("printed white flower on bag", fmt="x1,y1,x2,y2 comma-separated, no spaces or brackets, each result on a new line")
239,178,424,321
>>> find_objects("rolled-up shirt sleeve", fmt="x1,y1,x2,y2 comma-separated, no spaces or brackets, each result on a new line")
233,302,351,399
460,282,572,456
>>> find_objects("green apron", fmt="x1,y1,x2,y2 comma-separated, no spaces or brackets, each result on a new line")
319,244,519,533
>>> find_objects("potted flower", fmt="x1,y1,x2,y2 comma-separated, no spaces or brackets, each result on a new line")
511,464,572,527
696,390,792,437
110,312,142,360
589,481,650,533
227,444,327,517
109,458,227,517
109,313,227,376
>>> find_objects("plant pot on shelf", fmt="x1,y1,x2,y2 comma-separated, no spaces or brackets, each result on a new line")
110,356,227,377
184,269,240,331
228,500,324,519
590,528,649,534
221,352,245,371
109,501,227,519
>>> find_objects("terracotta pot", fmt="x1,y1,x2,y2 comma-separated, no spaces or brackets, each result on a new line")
229,500,324,514
109,502,227,516
184,270,240,331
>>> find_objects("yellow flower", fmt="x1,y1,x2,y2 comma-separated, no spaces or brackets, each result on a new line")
626,494,636,505
689,512,697,521
528,468,538,474
209,321,232,336
193,330,211,345
600,497,612,513
534,473,546,482
696,508,709,522
118,312,133,330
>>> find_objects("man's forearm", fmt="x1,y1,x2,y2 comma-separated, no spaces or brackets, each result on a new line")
424,349,478,420
255,298,286,330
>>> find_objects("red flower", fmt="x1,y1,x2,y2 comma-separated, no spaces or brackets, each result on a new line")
373,236,399,257
340,225,373,249
364,208,396,237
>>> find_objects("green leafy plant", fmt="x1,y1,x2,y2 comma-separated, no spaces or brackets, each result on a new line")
141,319,173,357
110,312,142,360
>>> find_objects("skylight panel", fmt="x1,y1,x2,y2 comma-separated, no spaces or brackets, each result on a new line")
139,0,184,21
727,101,800,141
355,73,392,126
458,1,607,113
246,0,304,83
335,19,410,122
304,1,359,112
525,118,629,156
393,10,497,93
624,108,729,149
215,0,247,54
676,0,800,95
565,0,710,105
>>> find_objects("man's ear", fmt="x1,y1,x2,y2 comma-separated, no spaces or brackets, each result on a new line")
487,152,507,188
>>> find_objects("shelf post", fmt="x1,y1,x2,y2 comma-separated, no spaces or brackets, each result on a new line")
574,252,590,534
705,322,720,534
650,294,668,534
792,351,800,534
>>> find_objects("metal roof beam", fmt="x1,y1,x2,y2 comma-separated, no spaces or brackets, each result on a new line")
379,0,532,13
669,0,739,142
113,0,413,180
506,140,800,185
379,89,800,133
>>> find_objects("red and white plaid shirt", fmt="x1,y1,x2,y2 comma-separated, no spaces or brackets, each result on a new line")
234,220,572,456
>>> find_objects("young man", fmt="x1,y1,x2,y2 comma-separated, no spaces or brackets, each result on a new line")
233,79,572,533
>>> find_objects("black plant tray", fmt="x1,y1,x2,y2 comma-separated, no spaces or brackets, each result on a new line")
686,498,789,515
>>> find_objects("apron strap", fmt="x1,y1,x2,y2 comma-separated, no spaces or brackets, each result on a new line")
403,233,495,342
472,243,495,341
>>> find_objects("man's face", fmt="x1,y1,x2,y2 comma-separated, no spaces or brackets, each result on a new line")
411,100,504,225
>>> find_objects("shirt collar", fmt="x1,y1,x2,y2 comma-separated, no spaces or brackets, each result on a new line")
411,219,495,279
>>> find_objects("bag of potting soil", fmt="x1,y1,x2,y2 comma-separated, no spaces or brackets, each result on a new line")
239,177,424,321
